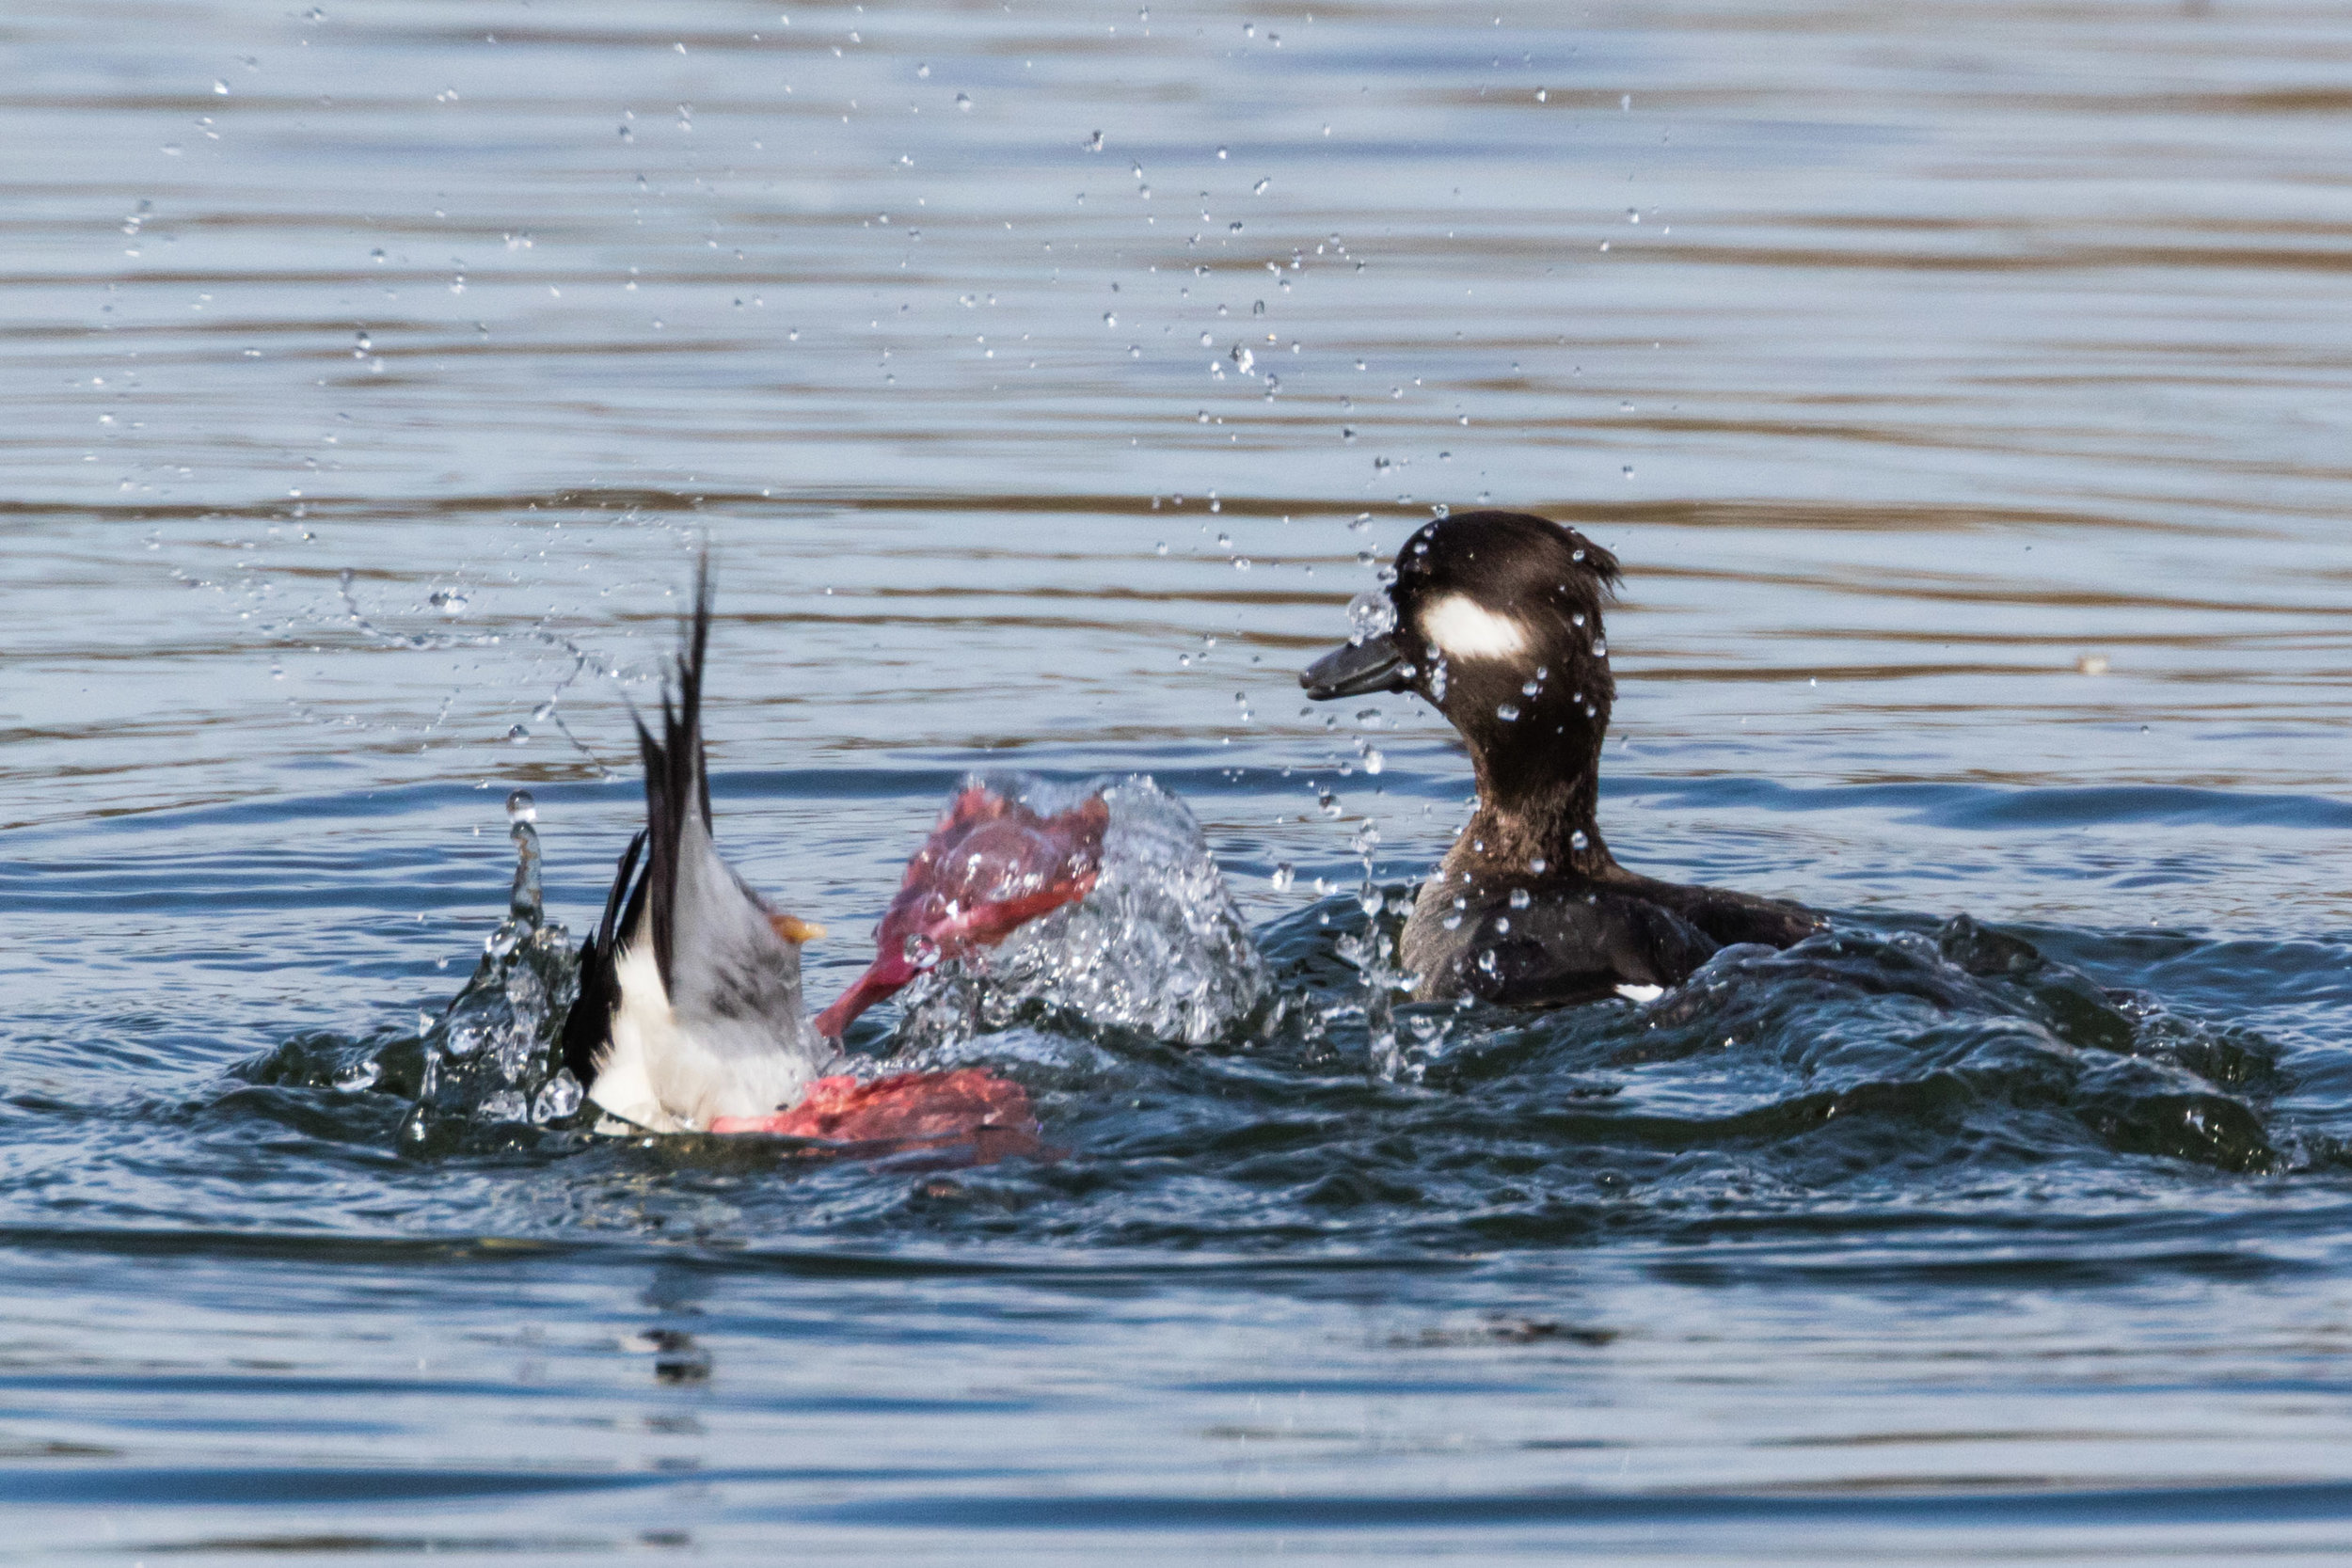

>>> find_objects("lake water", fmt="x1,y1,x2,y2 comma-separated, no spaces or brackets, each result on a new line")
7,0,2352,1560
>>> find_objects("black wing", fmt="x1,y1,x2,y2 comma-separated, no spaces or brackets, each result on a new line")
1624,879,1822,950
560,829,645,1088
1443,890,1720,1009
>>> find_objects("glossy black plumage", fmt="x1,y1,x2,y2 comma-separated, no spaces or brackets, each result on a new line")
559,829,643,1088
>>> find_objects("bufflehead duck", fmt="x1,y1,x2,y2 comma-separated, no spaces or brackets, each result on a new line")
558,559,1097,1146
1300,510,1820,1006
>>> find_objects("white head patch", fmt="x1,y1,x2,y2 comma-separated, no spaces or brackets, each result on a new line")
1420,594,1529,660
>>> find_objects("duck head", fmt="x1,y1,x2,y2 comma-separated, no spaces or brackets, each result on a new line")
1301,509,1621,868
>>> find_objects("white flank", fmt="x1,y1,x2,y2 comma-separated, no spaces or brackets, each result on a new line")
588,917,821,1133
1614,983,1665,1004
587,940,693,1132
1421,594,1529,660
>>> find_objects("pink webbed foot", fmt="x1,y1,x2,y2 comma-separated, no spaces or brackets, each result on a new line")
708,1069,1041,1162
812,784,1110,1039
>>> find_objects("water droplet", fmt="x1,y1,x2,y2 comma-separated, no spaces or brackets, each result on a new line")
213,79,230,95
532,1072,583,1123
955,92,972,110
504,723,530,744
1346,590,1396,643
1570,830,1590,852
1509,887,1532,910
1496,703,1519,721
1362,748,1385,775
1216,145,1229,158
429,587,469,615
1592,640,1607,657
505,789,537,825
1493,916,1511,934
1530,857,1549,874
1087,130,1104,151
1270,863,1295,892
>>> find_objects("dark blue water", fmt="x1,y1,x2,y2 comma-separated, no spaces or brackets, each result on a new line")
8,0,2352,1560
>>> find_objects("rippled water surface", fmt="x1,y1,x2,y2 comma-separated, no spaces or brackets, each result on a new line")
8,0,2352,1560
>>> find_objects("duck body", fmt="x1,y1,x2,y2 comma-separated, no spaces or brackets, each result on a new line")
557,559,1097,1148
1302,509,1820,1006
559,559,834,1132
1402,837,1817,1007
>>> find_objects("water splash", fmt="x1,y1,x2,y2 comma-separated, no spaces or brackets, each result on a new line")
894,774,1268,1048
241,794,585,1152
1328,816,1410,1078
389,792,584,1148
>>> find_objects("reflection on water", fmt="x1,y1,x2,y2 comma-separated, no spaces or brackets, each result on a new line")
4,0,2352,1559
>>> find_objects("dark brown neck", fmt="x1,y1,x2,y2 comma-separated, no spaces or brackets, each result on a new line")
1457,735,1613,881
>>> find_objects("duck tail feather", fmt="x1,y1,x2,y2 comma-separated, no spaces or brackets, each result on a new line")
634,553,717,991
634,551,815,1063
